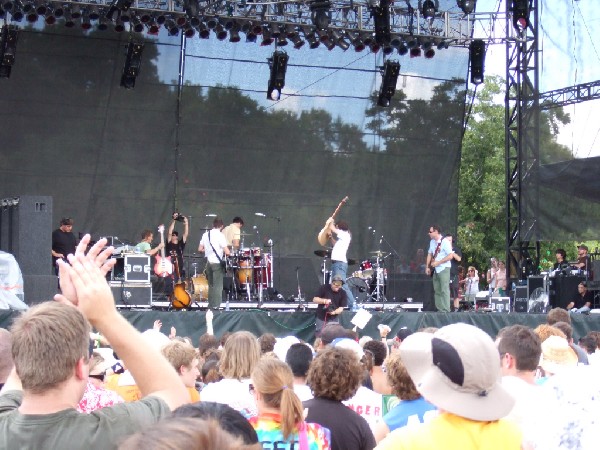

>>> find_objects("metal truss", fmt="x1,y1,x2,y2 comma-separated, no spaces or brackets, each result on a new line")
505,0,540,284
539,80,600,110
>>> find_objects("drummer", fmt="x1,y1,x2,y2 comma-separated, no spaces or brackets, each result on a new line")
222,216,244,252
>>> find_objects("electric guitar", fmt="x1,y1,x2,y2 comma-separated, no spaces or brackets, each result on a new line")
317,196,348,246
154,224,173,277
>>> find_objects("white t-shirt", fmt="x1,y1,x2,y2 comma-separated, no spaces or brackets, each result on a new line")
200,378,257,418
331,229,351,262
343,385,383,432
200,229,228,264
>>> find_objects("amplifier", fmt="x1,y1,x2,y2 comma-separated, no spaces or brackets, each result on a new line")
514,286,528,313
109,282,152,307
111,255,151,283
489,296,510,313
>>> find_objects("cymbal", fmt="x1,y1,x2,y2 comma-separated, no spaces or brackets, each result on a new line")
314,249,331,258
369,251,389,256
239,232,254,236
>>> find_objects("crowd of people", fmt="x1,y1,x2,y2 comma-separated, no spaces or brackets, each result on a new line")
2,233,600,449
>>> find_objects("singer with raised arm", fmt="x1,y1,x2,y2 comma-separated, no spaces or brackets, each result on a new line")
198,218,230,310
425,225,454,312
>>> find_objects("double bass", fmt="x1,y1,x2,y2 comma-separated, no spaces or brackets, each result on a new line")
317,196,348,246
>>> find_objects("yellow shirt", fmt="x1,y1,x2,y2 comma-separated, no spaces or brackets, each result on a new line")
105,374,200,403
376,412,521,450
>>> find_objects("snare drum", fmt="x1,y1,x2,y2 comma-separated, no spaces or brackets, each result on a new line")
192,275,208,300
360,260,374,278
239,248,252,260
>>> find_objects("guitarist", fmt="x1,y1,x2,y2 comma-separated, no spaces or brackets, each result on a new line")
198,218,231,310
135,229,165,256
425,225,454,313
328,218,355,309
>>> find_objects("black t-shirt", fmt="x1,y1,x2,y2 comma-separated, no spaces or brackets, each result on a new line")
51,229,77,265
574,291,594,309
165,240,186,276
450,245,462,277
315,284,348,321
303,397,376,450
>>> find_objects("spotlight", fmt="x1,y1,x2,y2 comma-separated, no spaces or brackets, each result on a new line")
120,40,144,89
436,39,448,50
291,35,305,49
64,11,75,28
53,5,63,18
183,24,195,38
70,4,81,19
324,39,335,51
88,6,100,21
97,16,108,31
420,0,438,19
34,0,46,16
317,29,328,42
410,47,421,58
139,12,151,24
261,26,273,46
26,9,38,23
45,7,57,25
285,25,298,39
206,17,218,29
310,0,330,31
424,47,435,58
511,0,530,30
214,24,227,40
276,34,288,47
456,0,476,14
305,31,320,49
114,18,125,32
0,24,18,78
330,30,349,51
155,14,166,25
220,17,235,30
229,24,241,43
382,46,393,55
165,19,179,36
196,22,210,39
175,16,188,28
371,0,390,45
2,1,12,11
370,42,381,53
397,44,408,55
266,50,288,101
11,8,23,21
349,32,365,52
469,39,486,84
377,60,400,107
131,16,144,33
406,36,418,49
81,12,92,30
106,0,131,21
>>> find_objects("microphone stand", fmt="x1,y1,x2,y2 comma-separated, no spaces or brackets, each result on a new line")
295,266,306,311
380,235,402,304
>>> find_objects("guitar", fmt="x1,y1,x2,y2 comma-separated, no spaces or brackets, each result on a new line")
317,196,349,246
170,254,191,309
154,224,173,277
428,239,443,278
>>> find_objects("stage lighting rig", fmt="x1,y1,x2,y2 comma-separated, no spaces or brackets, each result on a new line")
419,0,438,19
511,0,531,31
120,40,144,89
370,0,391,46
266,50,288,101
377,60,400,107
469,39,486,84
106,0,132,21
310,1,331,31
0,24,18,79
456,0,476,14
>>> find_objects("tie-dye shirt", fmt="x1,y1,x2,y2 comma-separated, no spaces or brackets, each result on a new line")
250,412,331,450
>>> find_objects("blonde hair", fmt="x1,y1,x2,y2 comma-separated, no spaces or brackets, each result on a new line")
10,302,90,393
161,340,198,374
220,331,260,380
251,358,304,441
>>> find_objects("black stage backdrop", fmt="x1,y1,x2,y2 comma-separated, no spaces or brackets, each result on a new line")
0,23,467,298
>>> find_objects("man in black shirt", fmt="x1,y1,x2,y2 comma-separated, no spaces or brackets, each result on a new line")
51,218,77,275
313,274,347,335
445,234,463,311
166,213,189,278
567,281,593,314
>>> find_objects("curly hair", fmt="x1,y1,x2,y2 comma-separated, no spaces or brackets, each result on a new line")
385,353,420,400
307,347,362,402
363,340,387,366
534,324,566,343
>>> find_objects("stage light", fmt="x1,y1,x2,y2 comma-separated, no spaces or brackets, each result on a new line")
81,12,92,30
420,0,438,19
64,11,75,28
0,24,18,78
285,24,298,39
324,39,335,51
196,22,210,39
260,26,273,46
291,34,305,49
11,8,23,21
410,47,421,58
2,1,13,11
382,46,393,55
436,39,449,50
397,43,408,55
175,16,187,28
106,0,131,21
229,24,241,43
370,42,381,53
457,0,476,14
330,30,349,51
183,24,195,38
377,60,400,107
511,0,530,31
371,0,390,45
34,0,46,16
114,18,125,32
424,47,435,58
349,32,365,52
139,12,151,24
216,24,229,40
88,6,100,21
44,7,57,25
469,39,486,84
266,50,288,101
120,40,144,89
305,31,320,49
97,16,108,31
206,17,218,29
276,33,288,47
406,36,418,49
70,4,81,19
310,0,330,30
130,16,143,33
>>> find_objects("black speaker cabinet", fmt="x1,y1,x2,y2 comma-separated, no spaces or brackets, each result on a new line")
110,282,152,307
0,195,53,276
514,286,528,313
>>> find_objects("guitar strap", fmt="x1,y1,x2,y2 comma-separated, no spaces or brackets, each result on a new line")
207,231,225,270
431,240,442,274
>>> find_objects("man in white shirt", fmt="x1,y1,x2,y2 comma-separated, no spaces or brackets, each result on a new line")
199,218,230,309
328,218,355,308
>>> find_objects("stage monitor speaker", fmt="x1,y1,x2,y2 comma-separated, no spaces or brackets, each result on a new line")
110,282,152,307
0,196,53,276
514,286,528,313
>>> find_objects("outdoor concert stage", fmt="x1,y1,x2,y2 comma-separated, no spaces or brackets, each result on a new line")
1,307,599,345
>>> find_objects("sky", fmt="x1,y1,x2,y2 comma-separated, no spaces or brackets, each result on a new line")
477,0,600,159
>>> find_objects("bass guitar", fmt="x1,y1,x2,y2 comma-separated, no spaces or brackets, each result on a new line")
154,224,173,277
170,253,191,309
317,196,348,246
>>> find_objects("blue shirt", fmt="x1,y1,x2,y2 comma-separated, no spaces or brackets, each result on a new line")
428,238,453,273
383,397,437,432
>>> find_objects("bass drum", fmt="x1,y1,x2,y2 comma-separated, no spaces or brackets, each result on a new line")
192,275,208,301
346,276,369,304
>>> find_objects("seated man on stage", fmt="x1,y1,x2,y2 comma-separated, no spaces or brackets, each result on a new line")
313,274,347,335
573,244,591,273
222,217,244,252
553,248,569,275
567,281,593,314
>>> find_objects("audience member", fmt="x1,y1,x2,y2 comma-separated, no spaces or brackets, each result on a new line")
0,235,188,448
77,351,125,413
119,417,262,450
250,358,331,449
373,352,436,443
317,323,348,349
363,340,391,395
161,340,201,401
171,401,260,445
533,324,566,343
376,323,520,450
259,333,277,355
285,343,314,401
198,333,219,359
0,328,12,391
200,330,260,417
551,321,588,365
546,307,570,326
538,335,578,381
304,347,376,450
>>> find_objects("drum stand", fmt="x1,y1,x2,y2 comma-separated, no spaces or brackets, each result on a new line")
370,256,387,303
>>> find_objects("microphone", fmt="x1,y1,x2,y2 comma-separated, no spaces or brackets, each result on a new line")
255,212,266,217
205,214,217,217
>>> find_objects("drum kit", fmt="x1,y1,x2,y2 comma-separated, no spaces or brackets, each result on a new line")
314,249,388,302
227,245,273,301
